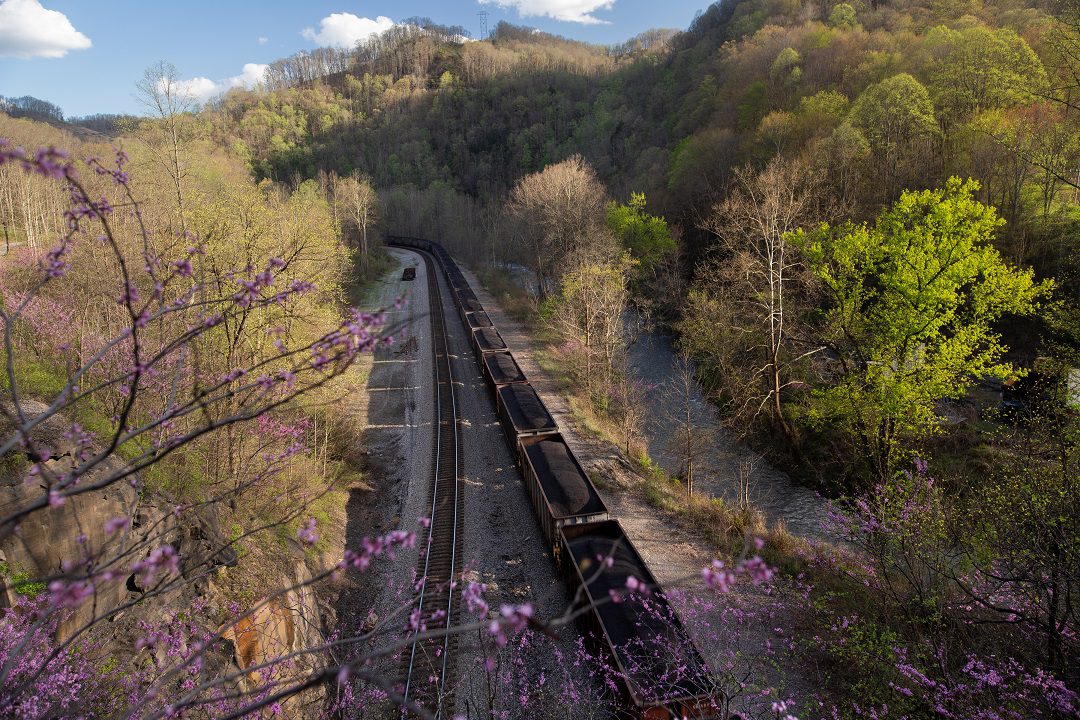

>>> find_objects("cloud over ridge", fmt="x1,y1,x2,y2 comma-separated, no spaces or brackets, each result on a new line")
174,63,269,104
301,12,395,48
0,0,91,59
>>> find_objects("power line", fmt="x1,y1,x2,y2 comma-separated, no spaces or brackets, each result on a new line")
478,10,489,40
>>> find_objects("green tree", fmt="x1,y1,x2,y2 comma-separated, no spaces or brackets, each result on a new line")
549,253,635,399
928,26,1047,129
793,178,1051,484
828,3,858,28
604,193,675,273
850,73,939,198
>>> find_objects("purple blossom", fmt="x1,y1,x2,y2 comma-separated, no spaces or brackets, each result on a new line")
105,516,130,535
462,581,489,618
625,575,649,595
132,545,179,586
47,579,93,608
703,560,735,593
172,259,193,277
297,518,318,546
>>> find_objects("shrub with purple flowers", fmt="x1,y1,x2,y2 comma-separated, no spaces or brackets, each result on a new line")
0,596,117,719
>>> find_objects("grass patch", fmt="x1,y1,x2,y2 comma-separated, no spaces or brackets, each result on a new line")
0,347,68,399
0,561,47,598
473,266,537,325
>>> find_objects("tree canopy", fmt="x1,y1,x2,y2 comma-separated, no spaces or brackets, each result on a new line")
793,177,1051,482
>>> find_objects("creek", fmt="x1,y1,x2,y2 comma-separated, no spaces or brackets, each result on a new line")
626,317,831,540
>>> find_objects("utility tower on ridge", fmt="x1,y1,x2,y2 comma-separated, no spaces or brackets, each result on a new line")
478,10,489,40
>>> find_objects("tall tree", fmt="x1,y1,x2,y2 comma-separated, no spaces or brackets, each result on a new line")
508,155,611,297
850,73,939,200
605,193,675,273
548,250,633,398
663,351,713,497
927,26,1046,128
794,178,1051,484
682,155,824,449
334,171,379,259
135,61,197,233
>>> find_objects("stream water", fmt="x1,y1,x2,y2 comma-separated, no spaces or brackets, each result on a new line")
626,318,831,540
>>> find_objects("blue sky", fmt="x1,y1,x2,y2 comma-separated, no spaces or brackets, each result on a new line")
0,0,708,117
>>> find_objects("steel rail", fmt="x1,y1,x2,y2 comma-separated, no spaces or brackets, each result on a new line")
400,248,463,718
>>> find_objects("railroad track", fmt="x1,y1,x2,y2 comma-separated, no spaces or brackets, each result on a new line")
400,249,464,718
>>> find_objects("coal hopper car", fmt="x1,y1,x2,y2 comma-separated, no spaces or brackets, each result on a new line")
481,350,527,396
562,521,717,719
470,326,508,365
464,310,493,331
518,433,608,562
495,382,557,446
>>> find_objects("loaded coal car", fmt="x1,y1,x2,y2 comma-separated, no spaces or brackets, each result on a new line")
459,298,484,328
471,326,507,365
387,235,434,255
561,521,717,719
449,276,470,296
456,290,480,312
446,267,467,286
519,433,608,562
481,351,527,397
446,267,467,290
464,310,493,330
495,382,557,446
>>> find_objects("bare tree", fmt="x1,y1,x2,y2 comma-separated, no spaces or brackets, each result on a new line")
663,351,712,497
735,459,754,512
611,369,650,457
683,154,826,449
135,61,196,232
507,155,611,297
334,171,379,259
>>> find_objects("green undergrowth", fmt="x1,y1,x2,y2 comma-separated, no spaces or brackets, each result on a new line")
0,560,47,598
473,266,537,325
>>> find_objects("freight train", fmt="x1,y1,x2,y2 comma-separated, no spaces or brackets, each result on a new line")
387,237,717,719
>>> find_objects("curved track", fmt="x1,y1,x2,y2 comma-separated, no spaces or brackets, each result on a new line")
400,248,464,718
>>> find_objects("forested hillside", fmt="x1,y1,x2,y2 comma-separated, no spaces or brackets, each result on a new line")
186,0,1080,473
186,3,1080,713
197,1,1076,267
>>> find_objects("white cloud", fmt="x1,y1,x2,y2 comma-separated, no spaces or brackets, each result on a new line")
228,63,268,89
0,0,91,59
172,77,220,104
257,36,269,45
301,12,395,48
172,64,268,105
478,0,615,25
